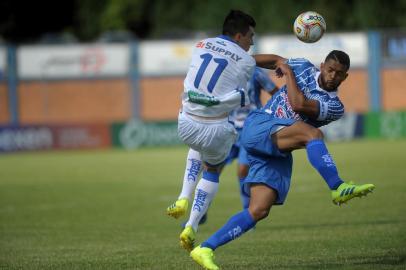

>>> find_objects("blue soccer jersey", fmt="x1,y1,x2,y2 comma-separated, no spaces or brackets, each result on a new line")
262,58,344,128
229,67,276,129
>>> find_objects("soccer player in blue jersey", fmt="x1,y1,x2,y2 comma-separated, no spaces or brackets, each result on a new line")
227,66,278,209
190,50,375,270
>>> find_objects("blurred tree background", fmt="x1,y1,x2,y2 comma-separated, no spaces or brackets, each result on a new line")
1,0,406,43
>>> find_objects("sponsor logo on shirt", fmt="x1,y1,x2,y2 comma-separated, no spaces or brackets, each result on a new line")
196,41,205,48
195,41,242,62
276,106,287,118
266,91,300,120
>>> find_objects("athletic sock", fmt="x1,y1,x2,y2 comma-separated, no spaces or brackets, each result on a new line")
186,171,219,231
201,209,256,250
178,149,202,200
306,139,343,190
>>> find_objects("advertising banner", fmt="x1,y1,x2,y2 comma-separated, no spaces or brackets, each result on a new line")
18,44,130,79
258,33,368,68
381,31,406,64
52,124,111,149
0,124,111,152
0,126,53,152
111,120,181,149
365,111,406,138
139,40,197,76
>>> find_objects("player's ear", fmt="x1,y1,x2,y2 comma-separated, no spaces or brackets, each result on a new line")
320,62,324,70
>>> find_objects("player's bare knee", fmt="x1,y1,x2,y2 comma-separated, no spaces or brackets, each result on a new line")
291,123,323,147
309,127,324,140
204,163,223,174
249,206,270,221
301,126,324,144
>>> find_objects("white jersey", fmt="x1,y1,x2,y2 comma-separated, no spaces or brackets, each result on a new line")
182,35,256,117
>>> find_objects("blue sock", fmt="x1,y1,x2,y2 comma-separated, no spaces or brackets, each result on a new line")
306,139,343,190
201,209,256,250
239,177,250,209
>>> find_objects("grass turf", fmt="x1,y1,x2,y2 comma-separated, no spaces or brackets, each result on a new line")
0,139,405,269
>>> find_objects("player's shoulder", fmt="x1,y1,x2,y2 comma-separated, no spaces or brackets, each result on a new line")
322,90,344,106
245,54,256,66
331,93,344,105
327,93,345,114
207,36,241,51
287,58,315,69
287,58,318,78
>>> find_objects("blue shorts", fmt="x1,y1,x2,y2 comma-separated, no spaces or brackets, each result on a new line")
240,110,296,205
225,129,249,165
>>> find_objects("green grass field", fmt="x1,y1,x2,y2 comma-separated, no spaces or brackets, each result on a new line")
0,139,405,270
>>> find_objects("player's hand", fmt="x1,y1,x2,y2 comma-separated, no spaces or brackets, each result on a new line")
276,62,293,77
275,67,284,78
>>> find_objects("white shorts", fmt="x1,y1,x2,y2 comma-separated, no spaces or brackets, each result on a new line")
178,112,237,165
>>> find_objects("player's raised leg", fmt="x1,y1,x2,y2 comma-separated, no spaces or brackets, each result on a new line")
274,121,375,205
167,148,202,219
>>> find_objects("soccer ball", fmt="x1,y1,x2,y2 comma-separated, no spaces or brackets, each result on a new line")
293,11,326,43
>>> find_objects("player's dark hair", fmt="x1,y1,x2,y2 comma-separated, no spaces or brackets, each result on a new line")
222,10,256,36
325,50,351,70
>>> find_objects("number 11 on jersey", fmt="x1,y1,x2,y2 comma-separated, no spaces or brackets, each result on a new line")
194,53,228,93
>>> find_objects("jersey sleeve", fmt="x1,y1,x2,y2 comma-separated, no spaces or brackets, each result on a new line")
317,98,345,121
286,58,314,70
287,58,315,92
255,68,276,92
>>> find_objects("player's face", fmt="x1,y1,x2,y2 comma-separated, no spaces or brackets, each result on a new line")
319,59,348,91
236,26,255,51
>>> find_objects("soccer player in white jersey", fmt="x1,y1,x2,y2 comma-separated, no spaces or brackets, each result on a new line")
190,51,375,270
166,10,257,252
171,68,277,232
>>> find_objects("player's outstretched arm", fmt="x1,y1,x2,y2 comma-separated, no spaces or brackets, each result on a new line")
277,62,319,119
253,54,286,70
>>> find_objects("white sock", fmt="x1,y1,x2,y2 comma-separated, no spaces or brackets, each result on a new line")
178,148,202,201
186,178,219,232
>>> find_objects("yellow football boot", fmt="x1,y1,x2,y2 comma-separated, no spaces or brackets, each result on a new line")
180,225,196,251
332,182,375,205
190,246,219,270
166,198,188,219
